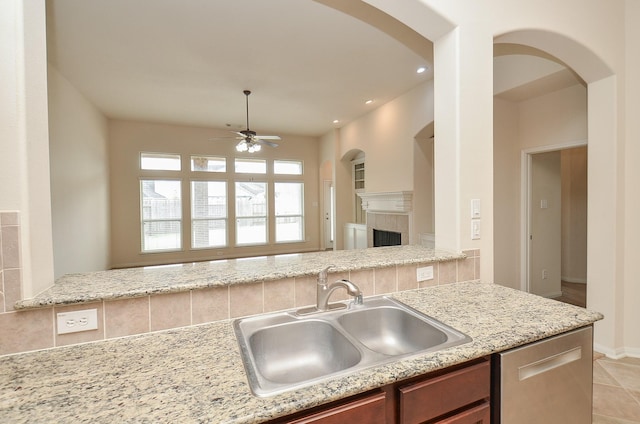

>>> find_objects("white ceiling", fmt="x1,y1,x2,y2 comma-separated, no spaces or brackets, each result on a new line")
46,0,433,137
46,1,583,139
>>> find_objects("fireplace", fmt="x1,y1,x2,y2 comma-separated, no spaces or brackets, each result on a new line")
373,229,402,247
357,191,413,248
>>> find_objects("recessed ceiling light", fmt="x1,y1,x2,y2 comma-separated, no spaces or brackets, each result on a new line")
365,100,373,105
333,119,339,124
417,66,428,74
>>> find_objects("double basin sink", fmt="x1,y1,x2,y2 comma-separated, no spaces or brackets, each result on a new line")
233,296,471,396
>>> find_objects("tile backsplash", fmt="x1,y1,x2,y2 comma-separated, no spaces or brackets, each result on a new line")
0,227,480,356
0,212,22,313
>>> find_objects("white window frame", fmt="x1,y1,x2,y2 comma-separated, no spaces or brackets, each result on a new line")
190,180,228,249
274,181,305,243
234,181,268,246
140,178,182,252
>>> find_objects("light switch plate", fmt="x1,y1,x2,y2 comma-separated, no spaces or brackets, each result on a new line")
56,309,98,335
471,199,481,218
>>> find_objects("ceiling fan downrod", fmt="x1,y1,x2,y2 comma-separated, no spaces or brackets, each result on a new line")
244,90,252,134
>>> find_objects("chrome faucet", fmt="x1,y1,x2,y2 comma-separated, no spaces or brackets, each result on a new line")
316,266,363,311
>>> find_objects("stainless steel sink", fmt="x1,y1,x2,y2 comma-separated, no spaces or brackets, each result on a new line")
234,296,471,397
337,306,448,356
248,320,361,384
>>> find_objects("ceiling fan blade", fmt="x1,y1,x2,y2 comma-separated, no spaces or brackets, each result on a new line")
254,135,281,140
209,136,240,141
207,91,281,148
255,139,279,148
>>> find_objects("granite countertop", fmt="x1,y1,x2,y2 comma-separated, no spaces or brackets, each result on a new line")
1,282,602,424
15,245,464,310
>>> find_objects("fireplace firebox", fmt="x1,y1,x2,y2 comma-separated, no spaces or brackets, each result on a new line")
373,229,402,247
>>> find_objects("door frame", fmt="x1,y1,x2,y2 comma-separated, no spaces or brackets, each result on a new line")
520,140,587,293
323,180,334,250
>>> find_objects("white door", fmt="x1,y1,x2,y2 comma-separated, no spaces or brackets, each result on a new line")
528,151,562,297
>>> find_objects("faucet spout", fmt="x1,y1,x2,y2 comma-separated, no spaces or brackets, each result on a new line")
317,278,363,311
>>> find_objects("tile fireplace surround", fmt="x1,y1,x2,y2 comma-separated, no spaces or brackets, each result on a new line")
367,213,409,247
358,191,413,248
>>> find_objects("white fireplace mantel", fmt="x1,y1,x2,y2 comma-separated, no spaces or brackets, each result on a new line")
357,191,413,213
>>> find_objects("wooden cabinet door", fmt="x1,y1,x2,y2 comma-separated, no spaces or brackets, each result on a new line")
434,402,490,424
398,361,490,424
281,391,387,424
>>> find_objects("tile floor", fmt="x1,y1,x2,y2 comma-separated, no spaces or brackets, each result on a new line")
593,354,640,423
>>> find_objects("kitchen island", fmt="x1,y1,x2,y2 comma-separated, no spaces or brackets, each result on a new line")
0,282,602,423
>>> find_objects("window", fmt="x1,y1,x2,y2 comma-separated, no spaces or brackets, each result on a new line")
235,158,267,174
275,182,304,242
191,181,227,248
140,179,182,251
141,153,181,171
191,156,226,172
274,160,303,175
235,182,267,245
138,152,306,254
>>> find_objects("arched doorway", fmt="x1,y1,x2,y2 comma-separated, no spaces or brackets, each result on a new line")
494,29,618,354
492,44,588,307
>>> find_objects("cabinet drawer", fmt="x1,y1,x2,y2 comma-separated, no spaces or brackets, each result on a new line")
282,390,387,424
434,402,490,424
399,361,490,424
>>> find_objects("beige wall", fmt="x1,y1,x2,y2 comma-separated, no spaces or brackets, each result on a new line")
493,97,521,289
561,147,587,283
2,0,639,356
624,0,640,354
339,81,435,193
413,137,435,239
0,0,54,298
108,120,321,268
48,65,110,278
319,129,343,249
519,85,588,147
0,0,21,211
493,84,587,291
336,81,436,246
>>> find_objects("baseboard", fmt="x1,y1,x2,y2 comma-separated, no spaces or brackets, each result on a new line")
544,291,564,299
561,277,587,284
594,343,640,359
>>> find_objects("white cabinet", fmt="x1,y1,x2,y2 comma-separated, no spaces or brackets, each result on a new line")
344,223,367,250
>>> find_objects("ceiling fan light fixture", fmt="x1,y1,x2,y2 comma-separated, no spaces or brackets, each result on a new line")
236,141,249,152
212,90,281,152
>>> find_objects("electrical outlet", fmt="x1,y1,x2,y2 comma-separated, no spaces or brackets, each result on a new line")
542,269,548,280
417,266,434,282
56,309,98,335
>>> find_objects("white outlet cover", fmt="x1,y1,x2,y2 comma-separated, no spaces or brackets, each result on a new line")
417,266,434,282
56,309,98,335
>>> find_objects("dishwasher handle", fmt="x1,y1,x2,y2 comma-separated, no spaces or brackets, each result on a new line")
518,346,582,381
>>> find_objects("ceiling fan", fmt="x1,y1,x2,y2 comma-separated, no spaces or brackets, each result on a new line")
215,90,281,153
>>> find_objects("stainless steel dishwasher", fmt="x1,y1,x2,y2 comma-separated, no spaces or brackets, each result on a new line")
492,326,593,423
